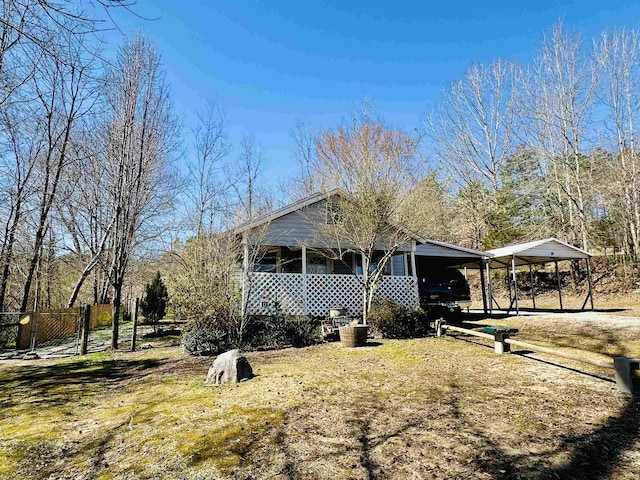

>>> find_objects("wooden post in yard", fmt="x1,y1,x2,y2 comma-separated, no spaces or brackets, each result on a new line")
555,261,563,310
80,305,90,355
131,298,139,352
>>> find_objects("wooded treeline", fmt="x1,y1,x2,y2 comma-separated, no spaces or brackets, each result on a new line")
419,23,640,268
289,23,640,285
0,1,271,326
0,0,180,333
3,7,640,332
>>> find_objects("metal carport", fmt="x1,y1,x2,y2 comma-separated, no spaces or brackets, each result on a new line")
484,237,594,314
414,239,491,314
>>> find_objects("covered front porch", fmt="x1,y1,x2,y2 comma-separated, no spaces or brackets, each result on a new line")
242,245,419,316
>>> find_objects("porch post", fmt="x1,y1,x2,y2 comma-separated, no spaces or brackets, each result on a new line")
302,246,307,315
241,240,249,317
301,246,307,275
410,241,417,278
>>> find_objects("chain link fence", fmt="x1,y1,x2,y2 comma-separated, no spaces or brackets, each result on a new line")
0,312,20,350
16,309,82,354
0,305,113,359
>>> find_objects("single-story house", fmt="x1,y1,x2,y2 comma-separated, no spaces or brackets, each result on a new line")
234,191,489,317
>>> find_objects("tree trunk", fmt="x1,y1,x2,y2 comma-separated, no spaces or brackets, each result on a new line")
111,282,121,349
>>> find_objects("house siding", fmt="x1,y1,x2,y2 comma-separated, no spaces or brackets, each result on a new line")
246,200,412,252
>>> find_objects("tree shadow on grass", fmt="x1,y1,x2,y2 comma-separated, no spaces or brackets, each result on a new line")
446,380,640,480
0,358,166,410
550,397,640,480
270,404,423,480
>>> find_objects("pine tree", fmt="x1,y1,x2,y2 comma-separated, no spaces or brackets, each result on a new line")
141,272,168,331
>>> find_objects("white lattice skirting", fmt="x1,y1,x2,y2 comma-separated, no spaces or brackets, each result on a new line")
245,273,419,316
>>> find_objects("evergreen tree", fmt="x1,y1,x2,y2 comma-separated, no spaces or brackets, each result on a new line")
141,272,168,330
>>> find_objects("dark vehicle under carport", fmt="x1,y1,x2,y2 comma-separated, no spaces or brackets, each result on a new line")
413,239,489,322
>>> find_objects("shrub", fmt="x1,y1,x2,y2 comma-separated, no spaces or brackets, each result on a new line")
182,316,231,356
284,317,322,347
368,298,428,339
182,314,322,355
141,272,169,330
242,315,322,350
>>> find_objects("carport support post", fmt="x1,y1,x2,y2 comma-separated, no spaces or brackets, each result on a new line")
80,305,90,355
555,261,563,310
586,257,595,311
486,262,493,313
479,259,488,315
529,264,536,309
511,255,519,315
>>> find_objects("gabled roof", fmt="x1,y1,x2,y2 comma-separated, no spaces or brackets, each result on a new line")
235,189,492,260
234,188,341,235
486,237,591,268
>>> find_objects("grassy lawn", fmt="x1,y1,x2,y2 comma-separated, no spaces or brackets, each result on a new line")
1,321,639,479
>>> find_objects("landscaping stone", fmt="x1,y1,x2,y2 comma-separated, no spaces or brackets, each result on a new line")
205,349,253,385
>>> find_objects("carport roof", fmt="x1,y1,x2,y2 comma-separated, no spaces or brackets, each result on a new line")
485,237,591,268
414,239,488,267
415,238,488,259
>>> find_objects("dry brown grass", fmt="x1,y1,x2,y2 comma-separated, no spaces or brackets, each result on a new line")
0,320,639,480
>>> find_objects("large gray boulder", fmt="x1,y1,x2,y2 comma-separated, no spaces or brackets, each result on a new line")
205,349,253,385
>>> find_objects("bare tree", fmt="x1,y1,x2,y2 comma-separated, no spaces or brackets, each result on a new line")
103,34,178,349
594,28,640,266
425,59,523,193
424,59,523,249
0,104,41,310
58,130,117,307
527,22,597,250
399,173,456,244
186,99,230,234
290,119,322,198
231,134,265,223
19,29,99,312
314,112,419,324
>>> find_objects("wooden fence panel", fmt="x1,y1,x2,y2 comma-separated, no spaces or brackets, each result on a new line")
17,308,81,349
90,304,113,329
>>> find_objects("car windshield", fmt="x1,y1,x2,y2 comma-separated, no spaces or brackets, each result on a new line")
427,268,465,284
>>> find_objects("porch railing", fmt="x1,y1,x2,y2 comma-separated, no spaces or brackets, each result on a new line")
245,272,419,316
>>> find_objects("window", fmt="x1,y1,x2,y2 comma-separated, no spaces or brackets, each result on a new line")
253,251,277,273
333,252,353,274
307,253,328,274
371,252,392,275
392,254,406,276
280,247,302,273
354,254,363,275
325,200,342,224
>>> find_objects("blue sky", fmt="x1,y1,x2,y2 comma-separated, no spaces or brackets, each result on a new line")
101,0,640,184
